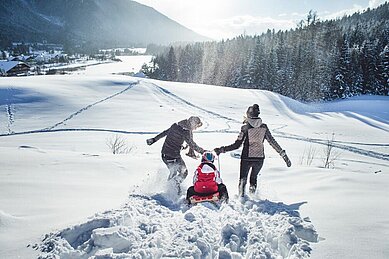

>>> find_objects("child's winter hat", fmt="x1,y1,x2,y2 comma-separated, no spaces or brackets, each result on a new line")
201,151,215,163
246,104,260,118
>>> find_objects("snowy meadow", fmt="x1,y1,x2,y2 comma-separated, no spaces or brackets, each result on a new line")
0,56,388,258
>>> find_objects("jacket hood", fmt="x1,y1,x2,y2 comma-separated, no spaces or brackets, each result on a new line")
177,119,190,130
178,116,202,130
247,117,262,128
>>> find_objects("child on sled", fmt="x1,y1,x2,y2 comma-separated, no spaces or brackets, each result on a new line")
186,151,229,204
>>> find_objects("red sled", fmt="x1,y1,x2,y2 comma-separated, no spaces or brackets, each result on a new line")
189,192,220,204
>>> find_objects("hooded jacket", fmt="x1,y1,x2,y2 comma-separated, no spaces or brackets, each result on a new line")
223,117,283,160
153,119,204,158
193,162,222,194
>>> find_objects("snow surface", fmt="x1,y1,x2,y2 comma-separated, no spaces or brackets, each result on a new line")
0,56,388,258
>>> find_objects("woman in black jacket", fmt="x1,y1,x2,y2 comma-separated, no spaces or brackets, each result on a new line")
146,116,205,194
215,104,291,197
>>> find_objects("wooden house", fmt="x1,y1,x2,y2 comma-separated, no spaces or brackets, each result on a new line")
0,61,31,76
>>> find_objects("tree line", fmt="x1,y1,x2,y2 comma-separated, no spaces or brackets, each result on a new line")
142,3,389,101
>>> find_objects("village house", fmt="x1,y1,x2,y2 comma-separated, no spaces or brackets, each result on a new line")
7,55,34,62
0,61,31,76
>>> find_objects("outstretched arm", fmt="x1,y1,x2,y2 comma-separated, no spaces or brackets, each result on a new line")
264,125,283,153
146,128,169,145
264,125,291,167
184,131,205,154
215,126,246,155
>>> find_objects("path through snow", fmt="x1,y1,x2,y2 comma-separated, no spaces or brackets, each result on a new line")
35,194,317,259
34,172,317,258
42,81,139,131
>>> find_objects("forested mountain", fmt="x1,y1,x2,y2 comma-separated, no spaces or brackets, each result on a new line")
0,0,209,50
143,3,389,101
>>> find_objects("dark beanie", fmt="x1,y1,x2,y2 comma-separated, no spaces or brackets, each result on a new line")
246,104,260,118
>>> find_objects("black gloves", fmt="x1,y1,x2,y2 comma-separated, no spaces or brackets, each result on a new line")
186,148,199,159
214,147,225,156
146,138,155,145
280,150,291,167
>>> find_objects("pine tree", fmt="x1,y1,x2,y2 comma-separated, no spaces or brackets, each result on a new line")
265,47,278,92
146,3,389,101
378,45,389,95
350,47,364,96
166,46,178,81
192,43,204,83
360,39,379,94
178,45,193,82
337,35,353,98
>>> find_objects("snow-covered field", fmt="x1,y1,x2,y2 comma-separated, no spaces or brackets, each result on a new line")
0,56,388,258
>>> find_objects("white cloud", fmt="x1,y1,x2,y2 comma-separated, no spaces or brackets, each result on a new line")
134,0,388,41
323,4,363,20
195,15,296,40
323,0,386,20
291,12,306,17
369,0,387,8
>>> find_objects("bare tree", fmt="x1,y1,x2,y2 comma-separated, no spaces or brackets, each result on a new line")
300,144,317,166
323,133,341,168
106,134,132,154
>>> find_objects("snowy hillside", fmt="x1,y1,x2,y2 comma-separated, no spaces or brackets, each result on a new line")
0,57,388,258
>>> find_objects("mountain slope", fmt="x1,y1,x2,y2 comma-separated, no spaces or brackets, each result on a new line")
0,0,64,45
0,0,209,48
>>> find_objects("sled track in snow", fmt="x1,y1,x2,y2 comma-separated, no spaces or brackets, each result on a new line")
274,132,389,161
0,128,240,139
2,127,386,148
41,81,138,131
149,82,240,131
1,130,387,162
1,81,387,161
150,84,389,161
0,128,162,137
248,90,389,160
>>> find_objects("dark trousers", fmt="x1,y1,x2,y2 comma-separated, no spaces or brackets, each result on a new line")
162,154,188,194
239,159,264,196
186,183,229,203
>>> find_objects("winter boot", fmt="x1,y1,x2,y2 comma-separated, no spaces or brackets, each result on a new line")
249,185,256,194
176,184,182,195
174,175,184,195
238,179,246,197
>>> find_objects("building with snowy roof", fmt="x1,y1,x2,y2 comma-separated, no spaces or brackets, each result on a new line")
0,61,30,76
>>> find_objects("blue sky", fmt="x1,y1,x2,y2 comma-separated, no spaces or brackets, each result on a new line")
134,0,387,39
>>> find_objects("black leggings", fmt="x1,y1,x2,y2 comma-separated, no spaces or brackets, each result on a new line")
239,159,264,195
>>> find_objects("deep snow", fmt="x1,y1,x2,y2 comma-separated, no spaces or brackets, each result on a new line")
0,56,388,258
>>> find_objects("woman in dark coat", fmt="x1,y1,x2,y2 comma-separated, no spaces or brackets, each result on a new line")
147,116,205,194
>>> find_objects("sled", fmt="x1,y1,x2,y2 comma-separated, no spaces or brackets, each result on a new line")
189,192,220,205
